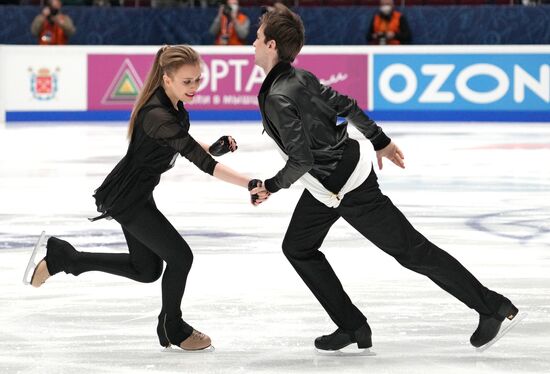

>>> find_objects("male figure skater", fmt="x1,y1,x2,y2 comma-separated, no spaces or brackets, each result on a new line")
252,4,522,352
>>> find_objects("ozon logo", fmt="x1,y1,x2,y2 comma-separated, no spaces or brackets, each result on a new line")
379,63,550,105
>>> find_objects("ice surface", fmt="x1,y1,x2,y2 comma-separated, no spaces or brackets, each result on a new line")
1,122,549,373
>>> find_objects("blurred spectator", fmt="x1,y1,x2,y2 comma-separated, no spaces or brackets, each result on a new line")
367,0,411,45
519,0,541,5
31,0,76,45
209,0,250,45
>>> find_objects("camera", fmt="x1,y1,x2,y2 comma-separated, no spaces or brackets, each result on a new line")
218,0,232,18
46,4,59,24
376,32,387,45
49,5,59,16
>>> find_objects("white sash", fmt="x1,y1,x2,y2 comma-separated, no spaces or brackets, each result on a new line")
276,141,372,208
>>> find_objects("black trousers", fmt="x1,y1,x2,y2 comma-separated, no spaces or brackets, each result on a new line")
282,168,505,332
50,199,193,334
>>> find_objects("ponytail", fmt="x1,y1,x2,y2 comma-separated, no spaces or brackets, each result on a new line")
127,47,165,139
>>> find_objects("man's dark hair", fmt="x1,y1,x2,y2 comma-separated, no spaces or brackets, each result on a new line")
259,4,305,63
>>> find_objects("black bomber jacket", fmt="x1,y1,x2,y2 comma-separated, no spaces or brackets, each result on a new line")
258,62,391,194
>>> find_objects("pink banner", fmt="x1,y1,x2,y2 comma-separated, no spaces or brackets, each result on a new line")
88,53,368,111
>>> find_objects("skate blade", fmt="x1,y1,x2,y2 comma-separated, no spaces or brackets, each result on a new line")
161,345,215,353
476,312,527,353
315,346,376,357
22,231,46,285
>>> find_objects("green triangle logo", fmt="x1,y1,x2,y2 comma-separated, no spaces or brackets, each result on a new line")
111,71,139,99
101,58,144,105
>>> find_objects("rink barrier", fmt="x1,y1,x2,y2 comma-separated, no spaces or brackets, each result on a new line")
1,45,548,123
5,110,550,123
5,110,262,122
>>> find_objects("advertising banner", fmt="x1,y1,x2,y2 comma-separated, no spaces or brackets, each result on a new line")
87,53,369,111
2,47,87,112
3,45,548,123
373,54,549,113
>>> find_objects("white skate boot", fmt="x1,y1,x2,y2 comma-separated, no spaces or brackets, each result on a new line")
23,231,51,287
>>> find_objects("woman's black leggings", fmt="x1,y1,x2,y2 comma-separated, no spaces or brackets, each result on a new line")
49,199,193,328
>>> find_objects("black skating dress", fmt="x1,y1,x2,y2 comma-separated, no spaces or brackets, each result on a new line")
91,87,218,222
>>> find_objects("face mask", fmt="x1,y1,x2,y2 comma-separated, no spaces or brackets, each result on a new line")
380,5,392,15
230,4,239,12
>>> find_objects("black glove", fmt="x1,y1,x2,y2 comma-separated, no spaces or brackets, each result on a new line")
209,136,236,156
248,179,263,204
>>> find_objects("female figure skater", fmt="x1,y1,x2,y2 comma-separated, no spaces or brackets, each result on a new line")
24,45,268,352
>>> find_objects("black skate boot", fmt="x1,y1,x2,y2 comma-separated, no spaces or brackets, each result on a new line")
470,298,522,350
315,323,372,352
28,236,79,287
45,236,79,275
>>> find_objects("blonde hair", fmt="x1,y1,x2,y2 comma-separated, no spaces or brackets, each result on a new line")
127,45,201,139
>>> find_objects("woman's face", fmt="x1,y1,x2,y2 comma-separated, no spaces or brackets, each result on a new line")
163,63,202,103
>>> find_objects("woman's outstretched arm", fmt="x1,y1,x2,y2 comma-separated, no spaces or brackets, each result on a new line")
212,163,249,188
212,163,270,205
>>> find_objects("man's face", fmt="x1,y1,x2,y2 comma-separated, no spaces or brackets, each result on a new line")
50,0,62,9
379,0,393,15
253,25,273,69
228,0,239,11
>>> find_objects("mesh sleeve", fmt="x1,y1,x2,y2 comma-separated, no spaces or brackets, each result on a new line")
143,108,218,175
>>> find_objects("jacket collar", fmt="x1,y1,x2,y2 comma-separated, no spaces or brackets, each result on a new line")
155,86,187,115
259,61,292,95
155,86,188,124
